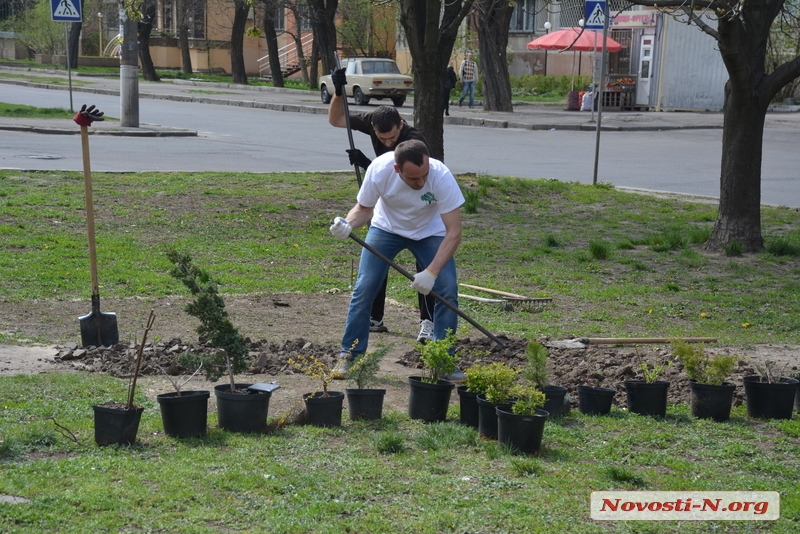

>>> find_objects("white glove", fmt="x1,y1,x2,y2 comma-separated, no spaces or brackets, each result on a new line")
411,269,437,295
329,217,352,240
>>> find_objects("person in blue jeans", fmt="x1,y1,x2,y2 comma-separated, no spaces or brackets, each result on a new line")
329,140,466,382
458,53,478,108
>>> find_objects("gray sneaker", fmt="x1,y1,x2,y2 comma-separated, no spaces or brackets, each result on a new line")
442,369,466,383
417,319,434,343
331,358,351,379
370,319,388,333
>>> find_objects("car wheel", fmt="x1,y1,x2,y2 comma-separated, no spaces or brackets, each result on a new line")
320,85,331,104
353,87,370,106
392,96,406,107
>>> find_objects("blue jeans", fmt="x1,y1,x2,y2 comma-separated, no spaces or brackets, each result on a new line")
459,80,475,107
341,227,458,359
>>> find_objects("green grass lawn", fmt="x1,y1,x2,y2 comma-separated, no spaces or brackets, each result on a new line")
1,170,798,532
1,170,798,346
0,372,798,532
0,102,74,119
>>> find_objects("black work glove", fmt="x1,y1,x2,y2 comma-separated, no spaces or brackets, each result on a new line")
347,148,372,170
73,104,105,127
331,68,347,97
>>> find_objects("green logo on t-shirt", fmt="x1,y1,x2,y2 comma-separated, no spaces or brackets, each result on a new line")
420,192,436,205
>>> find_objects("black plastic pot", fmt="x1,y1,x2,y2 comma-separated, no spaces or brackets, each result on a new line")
408,376,454,422
542,385,568,418
795,383,800,414
345,388,386,421
157,390,210,438
496,405,549,455
689,381,735,422
743,375,798,420
457,386,480,428
214,383,271,433
624,380,670,417
304,391,345,427
93,404,144,446
476,393,501,439
577,385,616,415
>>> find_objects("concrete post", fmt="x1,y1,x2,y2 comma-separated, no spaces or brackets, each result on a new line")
119,3,139,127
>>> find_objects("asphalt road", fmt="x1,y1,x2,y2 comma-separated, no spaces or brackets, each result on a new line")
2,85,799,207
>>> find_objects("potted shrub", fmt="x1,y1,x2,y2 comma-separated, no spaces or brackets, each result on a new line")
408,330,458,422
93,311,153,446
289,354,345,427
156,357,210,438
344,345,390,421
167,250,271,433
673,340,738,421
496,384,548,455
466,362,518,438
743,360,798,420
624,362,670,417
521,341,568,418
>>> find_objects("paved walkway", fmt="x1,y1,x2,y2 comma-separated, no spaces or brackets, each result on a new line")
2,66,799,136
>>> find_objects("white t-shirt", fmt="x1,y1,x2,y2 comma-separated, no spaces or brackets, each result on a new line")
357,152,465,240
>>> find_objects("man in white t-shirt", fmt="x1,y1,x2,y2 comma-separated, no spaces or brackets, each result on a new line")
329,140,465,380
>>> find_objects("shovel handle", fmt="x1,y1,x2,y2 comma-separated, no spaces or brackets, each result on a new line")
334,52,362,188
347,232,505,347
80,125,100,297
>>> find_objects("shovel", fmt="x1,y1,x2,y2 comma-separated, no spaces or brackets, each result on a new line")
334,52,363,188
75,105,119,347
346,232,505,347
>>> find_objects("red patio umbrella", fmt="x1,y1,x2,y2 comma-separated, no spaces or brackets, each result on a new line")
526,28,623,52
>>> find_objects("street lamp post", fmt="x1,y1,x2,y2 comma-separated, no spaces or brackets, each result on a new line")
543,21,551,76
98,13,103,56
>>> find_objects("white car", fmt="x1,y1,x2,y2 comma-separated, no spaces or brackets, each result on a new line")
320,58,414,107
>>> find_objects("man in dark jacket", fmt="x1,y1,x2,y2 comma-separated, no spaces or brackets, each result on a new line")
443,65,457,116
327,68,437,343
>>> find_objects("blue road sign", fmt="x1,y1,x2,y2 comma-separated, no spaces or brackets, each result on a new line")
51,0,82,22
585,1,606,30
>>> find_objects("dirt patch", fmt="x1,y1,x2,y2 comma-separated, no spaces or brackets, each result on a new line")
2,292,798,417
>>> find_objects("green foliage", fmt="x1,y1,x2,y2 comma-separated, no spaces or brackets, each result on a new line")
347,345,390,389
508,457,544,476
724,238,744,256
588,240,611,260
521,341,548,389
166,249,247,384
766,237,800,256
417,330,458,384
509,74,593,100
605,465,646,487
638,363,667,384
672,340,737,385
372,431,406,454
288,354,337,396
462,188,480,214
2,0,64,55
0,103,73,119
465,362,518,396
509,384,546,415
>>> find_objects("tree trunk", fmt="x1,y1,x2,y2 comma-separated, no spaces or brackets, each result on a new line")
474,0,512,111
231,0,249,84
307,0,339,76
309,41,319,89
400,0,473,161
261,5,284,87
138,5,160,82
294,35,309,84
68,22,81,70
176,0,193,74
705,82,766,252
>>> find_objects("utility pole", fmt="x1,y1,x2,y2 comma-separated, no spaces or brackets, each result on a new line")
119,2,139,127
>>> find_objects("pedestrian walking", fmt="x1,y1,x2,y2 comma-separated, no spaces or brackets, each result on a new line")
443,65,457,116
458,53,478,109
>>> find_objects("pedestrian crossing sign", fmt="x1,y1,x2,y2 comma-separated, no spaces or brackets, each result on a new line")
51,0,82,22
584,1,606,30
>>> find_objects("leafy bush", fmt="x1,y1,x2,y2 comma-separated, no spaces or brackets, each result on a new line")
672,340,737,385
346,345,390,389
521,341,548,389
418,330,458,384
509,384,546,415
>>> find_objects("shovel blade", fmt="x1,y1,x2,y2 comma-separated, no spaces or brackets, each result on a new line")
79,309,119,347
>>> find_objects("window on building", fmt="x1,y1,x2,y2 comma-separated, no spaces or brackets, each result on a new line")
298,3,312,31
510,0,535,32
190,0,205,39
274,5,285,31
